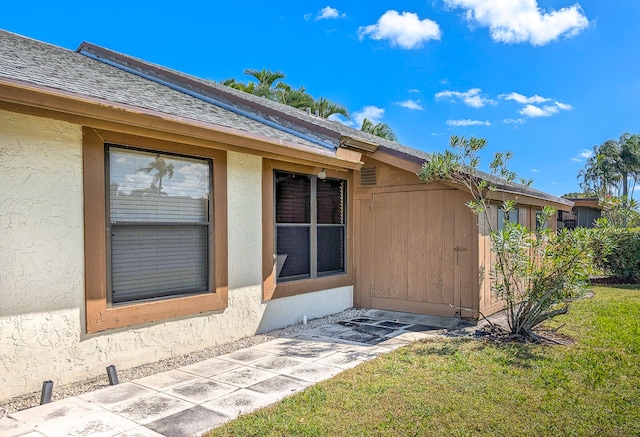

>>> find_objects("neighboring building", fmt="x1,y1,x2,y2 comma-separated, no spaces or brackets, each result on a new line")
559,198,602,229
0,30,574,401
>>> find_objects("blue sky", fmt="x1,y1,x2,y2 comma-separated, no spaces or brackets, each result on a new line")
2,1,639,197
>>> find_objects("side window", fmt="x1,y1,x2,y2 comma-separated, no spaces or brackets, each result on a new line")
275,171,346,282
497,207,519,230
535,210,547,232
107,145,213,304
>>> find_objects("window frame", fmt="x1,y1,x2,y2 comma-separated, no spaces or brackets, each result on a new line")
262,160,353,301
105,145,214,304
83,128,228,333
274,171,347,282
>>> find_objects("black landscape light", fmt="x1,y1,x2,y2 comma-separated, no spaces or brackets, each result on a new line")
106,365,119,385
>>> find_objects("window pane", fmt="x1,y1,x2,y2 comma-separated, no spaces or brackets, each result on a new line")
110,147,210,223
317,226,345,275
276,226,310,280
317,178,344,224
111,225,208,303
275,172,310,224
108,146,211,304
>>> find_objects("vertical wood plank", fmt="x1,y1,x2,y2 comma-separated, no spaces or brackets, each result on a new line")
389,192,408,300
425,190,444,303
372,193,391,298
356,197,374,308
407,191,427,302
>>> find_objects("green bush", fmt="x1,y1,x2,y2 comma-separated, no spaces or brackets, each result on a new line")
592,227,640,282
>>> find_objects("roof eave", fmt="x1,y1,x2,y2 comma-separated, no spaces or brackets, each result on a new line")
0,77,362,170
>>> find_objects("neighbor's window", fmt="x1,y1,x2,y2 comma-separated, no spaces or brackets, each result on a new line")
107,145,213,304
497,207,519,230
535,210,548,232
275,171,346,282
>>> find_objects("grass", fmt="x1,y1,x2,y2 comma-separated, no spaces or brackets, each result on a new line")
206,286,640,436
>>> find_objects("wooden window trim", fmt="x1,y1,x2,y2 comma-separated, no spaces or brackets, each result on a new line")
262,159,354,301
83,128,228,333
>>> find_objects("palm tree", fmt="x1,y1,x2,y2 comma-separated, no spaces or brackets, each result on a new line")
220,78,255,94
360,118,398,141
243,68,285,99
579,133,640,199
137,155,174,195
275,83,314,109
312,97,350,119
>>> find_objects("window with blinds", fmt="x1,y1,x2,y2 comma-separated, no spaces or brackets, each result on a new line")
107,146,213,304
275,171,345,282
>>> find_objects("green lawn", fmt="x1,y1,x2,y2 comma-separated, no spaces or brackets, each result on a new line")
207,286,640,436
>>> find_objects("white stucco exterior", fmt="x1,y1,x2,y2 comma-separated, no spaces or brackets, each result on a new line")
0,110,352,402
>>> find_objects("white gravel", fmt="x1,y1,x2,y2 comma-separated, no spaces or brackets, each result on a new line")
0,308,367,418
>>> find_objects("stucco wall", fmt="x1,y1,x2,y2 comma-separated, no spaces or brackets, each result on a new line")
0,110,352,402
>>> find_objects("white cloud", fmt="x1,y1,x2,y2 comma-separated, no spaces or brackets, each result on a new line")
504,118,525,124
336,105,387,127
446,119,491,127
502,94,573,118
397,99,423,110
532,168,540,173
571,149,594,162
435,88,494,108
408,88,421,93
444,0,590,46
520,104,558,117
358,10,441,49
305,6,346,21
555,101,573,111
500,92,550,104
318,6,346,20
519,101,572,118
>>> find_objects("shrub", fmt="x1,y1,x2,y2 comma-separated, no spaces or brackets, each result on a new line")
418,136,597,340
592,227,640,283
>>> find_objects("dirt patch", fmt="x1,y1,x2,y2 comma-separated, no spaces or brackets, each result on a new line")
474,324,575,345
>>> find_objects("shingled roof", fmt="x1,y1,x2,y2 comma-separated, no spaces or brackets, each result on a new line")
0,29,571,207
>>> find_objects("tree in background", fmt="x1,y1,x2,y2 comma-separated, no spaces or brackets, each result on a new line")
312,97,349,120
579,133,640,199
360,118,397,141
578,132,640,227
221,69,350,120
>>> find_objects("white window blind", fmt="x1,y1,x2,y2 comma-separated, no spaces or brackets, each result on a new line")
108,146,212,304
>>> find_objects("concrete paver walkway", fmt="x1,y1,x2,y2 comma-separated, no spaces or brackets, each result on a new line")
0,311,461,437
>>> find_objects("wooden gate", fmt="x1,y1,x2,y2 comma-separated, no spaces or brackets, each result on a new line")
356,189,477,318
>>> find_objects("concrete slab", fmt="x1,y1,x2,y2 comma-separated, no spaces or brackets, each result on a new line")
134,370,202,391
166,379,237,404
217,348,274,365
179,357,242,378
145,406,229,437
0,416,38,436
21,408,140,437
78,382,156,408
316,351,373,369
9,396,103,426
114,426,166,437
253,338,338,360
109,393,194,425
246,375,311,396
363,309,459,329
283,362,343,382
212,366,278,388
201,388,281,419
249,355,307,373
